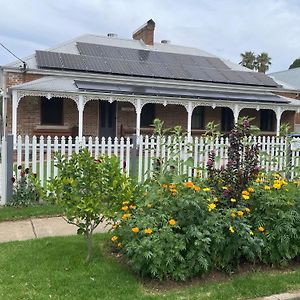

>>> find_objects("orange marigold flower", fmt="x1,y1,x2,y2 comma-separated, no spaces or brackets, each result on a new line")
144,228,153,234
162,184,168,189
111,235,118,242
185,181,194,188
122,214,130,220
258,226,265,232
247,187,254,193
121,206,129,211
129,205,137,209
169,184,176,189
122,201,130,205
132,227,140,233
242,190,250,196
237,210,244,217
193,185,201,192
168,219,176,226
245,207,251,213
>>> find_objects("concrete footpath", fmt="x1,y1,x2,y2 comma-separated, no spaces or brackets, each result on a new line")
0,216,109,243
0,217,300,300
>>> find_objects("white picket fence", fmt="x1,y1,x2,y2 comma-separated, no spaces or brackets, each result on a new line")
9,135,300,185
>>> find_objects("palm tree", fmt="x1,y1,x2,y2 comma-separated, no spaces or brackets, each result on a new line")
255,52,272,73
239,51,256,70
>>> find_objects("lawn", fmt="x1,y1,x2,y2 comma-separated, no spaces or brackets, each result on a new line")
1,234,300,300
0,204,62,222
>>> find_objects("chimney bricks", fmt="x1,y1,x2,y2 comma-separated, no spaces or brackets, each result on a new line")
132,19,155,45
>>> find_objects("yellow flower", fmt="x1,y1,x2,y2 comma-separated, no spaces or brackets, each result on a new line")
242,190,250,196
242,195,250,200
122,213,131,220
132,227,140,233
231,212,236,218
255,178,261,183
230,198,236,203
273,183,281,189
249,230,254,236
222,186,228,190
203,187,211,192
213,197,219,203
121,206,129,211
169,184,176,189
117,242,122,248
258,226,265,232
129,205,137,209
112,224,118,229
144,228,153,234
168,219,176,226
111,235,118,242
237,210,244,217
122,201,129,205
162,184,168,189
229,226,235,233
208,203,216,212
245,207,251,213
147,204,152,208
247,187,254,193
193,185,201,192
264,185,271,190
185,181,194,188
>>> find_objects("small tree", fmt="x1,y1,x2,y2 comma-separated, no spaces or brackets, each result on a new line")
46,149,133,262
289,58,300,69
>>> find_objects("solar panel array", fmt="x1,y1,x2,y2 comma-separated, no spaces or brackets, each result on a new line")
35,42,278,87
75,81,288,104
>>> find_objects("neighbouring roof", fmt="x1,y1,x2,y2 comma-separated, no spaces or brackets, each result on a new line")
5,34,278,88
269,68,300,89
11,76,296,106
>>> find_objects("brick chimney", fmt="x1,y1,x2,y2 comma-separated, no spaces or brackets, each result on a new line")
132,19,155,45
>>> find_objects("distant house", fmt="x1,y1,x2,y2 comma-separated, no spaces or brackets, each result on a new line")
1,19,300,143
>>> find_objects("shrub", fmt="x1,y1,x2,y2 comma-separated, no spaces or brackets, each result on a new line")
47,149,134,262
11,166,41,206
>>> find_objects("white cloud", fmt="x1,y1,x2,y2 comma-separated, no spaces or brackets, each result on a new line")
0,0,299,71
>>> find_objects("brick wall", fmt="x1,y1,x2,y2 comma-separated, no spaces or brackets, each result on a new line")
83,100,99,136
6,72,43,88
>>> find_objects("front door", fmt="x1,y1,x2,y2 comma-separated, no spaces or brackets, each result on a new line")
99,101,116,138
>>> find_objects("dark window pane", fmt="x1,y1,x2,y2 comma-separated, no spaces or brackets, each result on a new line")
141,104,155,127
221,107,234,132
41,97,63,125
192,106,205,129
260,109,275,131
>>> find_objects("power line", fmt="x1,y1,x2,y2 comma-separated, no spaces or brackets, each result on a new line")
0,42,27,71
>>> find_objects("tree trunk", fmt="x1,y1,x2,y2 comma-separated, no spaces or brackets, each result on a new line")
85,231,93,263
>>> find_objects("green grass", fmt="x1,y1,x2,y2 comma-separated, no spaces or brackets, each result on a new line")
0,204,63,222
1,234,300,300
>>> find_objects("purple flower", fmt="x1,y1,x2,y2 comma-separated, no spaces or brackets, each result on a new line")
243,120,250,128
207,159,213,167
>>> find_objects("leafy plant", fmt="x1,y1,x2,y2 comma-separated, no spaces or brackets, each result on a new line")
46,149,134,262
11,166,42,206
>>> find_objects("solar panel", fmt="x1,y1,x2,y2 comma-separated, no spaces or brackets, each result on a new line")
206,57,229,69
165,64,189,79
204,69,229,83
84,56,110,73
60,53,86,70
183,65,212,81
36,51,62,69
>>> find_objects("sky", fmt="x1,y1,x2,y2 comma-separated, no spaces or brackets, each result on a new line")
0,0,300,73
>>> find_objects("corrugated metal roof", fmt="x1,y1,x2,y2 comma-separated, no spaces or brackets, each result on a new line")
269,68,300,89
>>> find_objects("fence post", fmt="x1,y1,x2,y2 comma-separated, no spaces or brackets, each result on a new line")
1,135,13,205
131,134,137,177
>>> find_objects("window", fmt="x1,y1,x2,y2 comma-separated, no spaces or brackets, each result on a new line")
141,104,155,127
260,109,274,131
41,97,63,125
221,107,234,132
192,106,205,129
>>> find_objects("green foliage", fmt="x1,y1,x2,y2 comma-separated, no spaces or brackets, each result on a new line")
11,166,42,207
46,149,134,262
239,51,272,73
289,58,300,69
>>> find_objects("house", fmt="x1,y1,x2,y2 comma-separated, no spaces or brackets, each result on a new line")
269,67,300,133
1,19,300,143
